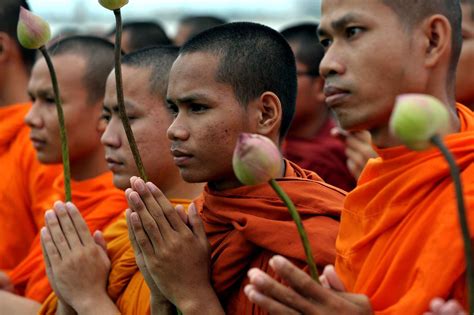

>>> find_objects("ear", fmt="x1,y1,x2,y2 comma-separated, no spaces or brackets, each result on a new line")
0,33,12,63
255,91,282,137
422,14,452,68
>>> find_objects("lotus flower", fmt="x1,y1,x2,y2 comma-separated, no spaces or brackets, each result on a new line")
98,0,129,10
17,7,51,49
233,133,282,185
390,94,450,151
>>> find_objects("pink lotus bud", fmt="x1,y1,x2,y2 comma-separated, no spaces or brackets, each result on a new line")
17,7,51,49
390,94,450,151
98,0,129,10
232,133,282,185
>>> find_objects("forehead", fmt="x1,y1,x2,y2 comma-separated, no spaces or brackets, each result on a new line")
167,52,235,100
30,54,87,91
320,0,397,32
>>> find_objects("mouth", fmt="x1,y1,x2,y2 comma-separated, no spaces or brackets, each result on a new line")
324,85,350,107
105,156,124,171
171,149,194,166
30,136,47,150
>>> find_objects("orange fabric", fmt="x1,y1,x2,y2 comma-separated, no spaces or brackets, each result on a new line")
9,171,127,303
0,103,61,271
196,160,344,314
336,104,474,314
38,199,190,315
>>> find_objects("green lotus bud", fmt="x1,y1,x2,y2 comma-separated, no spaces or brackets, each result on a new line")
17,7,51,49
390,94,450,151
98,0,129,10
233,133,283,185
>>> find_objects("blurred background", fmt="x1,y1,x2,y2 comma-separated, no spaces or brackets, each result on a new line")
28,0,321,38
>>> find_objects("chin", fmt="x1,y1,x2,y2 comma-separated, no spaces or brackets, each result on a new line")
113,175,130,191
179,169,208,184
36,153,61,165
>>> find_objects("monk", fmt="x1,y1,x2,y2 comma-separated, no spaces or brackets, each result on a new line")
0,36,128,314
38,46,205,314
243,1,474,314
457,0,474,110
125,22,345,314
280,23,356,191
0,0,60,272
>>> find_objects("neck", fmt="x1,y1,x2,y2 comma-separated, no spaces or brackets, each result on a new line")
0,62,30,107
164,181,205,201
70,147,109,181
287,108,330,139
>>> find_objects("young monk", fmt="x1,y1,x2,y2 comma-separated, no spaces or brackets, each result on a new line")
457,0,474,110
125,22,346,314
0,0,61,272
244,0,474,314
38,46,205,314
0,36,128,314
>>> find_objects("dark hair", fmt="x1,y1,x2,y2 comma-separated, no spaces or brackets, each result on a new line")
107,21,171,52
179,15,227,41
382,0,462,89
122,45,179,98
281,22,324,76
181,22,297,140
47,35,115,104
0,0,36,70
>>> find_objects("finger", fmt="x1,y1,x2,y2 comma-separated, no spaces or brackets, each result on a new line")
128,210,156,256
126,209,143,256
248,268,318,313
189,203,206,240
353,130,372,143
145,181,187,233
430,298,445,312
244,284,300,315
269,255,328,301
40,226,62,266
93,230,108,252
322,265,346,292
45,209,71,255
52,201,82,248
126,189,163,250
345,147,366,170
175,204,189,225
440,300,466,315
64,202,95,246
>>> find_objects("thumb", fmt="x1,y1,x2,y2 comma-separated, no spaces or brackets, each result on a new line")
188,203,206,240
322,265,346,292
93,230,107,252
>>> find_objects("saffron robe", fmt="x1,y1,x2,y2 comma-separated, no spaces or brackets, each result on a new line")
336,104,474,314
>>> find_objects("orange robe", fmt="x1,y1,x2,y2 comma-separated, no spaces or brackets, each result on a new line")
8,171,127,303
0,103,61,271
38,199,191,315
196,160,344,314
336,104,474,314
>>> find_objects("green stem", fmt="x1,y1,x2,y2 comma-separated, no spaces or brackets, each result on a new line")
113,9,148,182
431,135,473,312
269,179,320,282
39,46,71,202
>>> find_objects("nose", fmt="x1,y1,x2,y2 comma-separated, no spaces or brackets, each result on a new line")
167,114,190,142
24,102,43,129
100,117,121,148
319,46,346,79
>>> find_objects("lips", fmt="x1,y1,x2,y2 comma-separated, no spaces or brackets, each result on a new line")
105,156,124,171
324,85,350,107
171,148,193,166
30,135,47,150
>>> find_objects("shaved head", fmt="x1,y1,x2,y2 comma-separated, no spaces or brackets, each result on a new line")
382,0,462,84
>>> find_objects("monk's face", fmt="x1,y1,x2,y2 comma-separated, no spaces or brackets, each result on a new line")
25,54,104,164
166,52,252,188
455,3,474,109
318,0,423,131
101,66,178,191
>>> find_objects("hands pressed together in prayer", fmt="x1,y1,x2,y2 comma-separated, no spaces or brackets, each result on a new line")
125,176,224,315
40,201,119,315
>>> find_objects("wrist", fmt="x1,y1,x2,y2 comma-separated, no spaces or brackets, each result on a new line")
176,286,224,315
73,293,119,315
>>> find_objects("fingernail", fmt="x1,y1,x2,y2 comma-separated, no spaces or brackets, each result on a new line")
269,255,285,269
135,179,145,194
41,227,48,237
130,212,140,224
145,182,159,193
45,210,55,221
130,192,141,206
243,284,252,295
65,202,75,212
248,289,263,303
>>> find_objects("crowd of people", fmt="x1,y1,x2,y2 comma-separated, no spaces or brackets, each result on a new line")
0,0,473,314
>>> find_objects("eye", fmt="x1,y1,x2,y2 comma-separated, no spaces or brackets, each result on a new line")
166,103,179,117
319,37,332,49
44,96,55,104
346,27,363,39
190,103,208,113
100,112,111,123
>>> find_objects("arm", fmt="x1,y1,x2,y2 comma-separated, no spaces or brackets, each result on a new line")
41,201,120,315
125,177,224,315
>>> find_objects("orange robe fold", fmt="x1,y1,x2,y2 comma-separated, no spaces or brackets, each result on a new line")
0,103,61,271
196,160,344,314
9,171,127,303
39,199,191,315
336,104,474,314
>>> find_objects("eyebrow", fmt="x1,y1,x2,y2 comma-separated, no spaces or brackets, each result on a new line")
318,13,362,36
103,100,138,113
169,92,210,104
